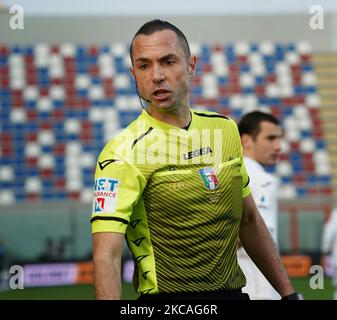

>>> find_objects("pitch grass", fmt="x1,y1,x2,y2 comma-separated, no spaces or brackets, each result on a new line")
0,277,334,300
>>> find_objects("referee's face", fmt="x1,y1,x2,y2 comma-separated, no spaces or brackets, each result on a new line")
130,29,196,113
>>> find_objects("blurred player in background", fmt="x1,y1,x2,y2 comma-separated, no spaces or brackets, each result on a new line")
237,111,282,300
91,19,301,300
321,206,337,300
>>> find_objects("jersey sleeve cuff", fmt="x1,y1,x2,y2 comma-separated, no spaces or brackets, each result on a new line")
91,217,128,234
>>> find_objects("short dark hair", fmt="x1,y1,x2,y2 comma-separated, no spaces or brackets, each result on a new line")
238,111,280,139
130,19,191,63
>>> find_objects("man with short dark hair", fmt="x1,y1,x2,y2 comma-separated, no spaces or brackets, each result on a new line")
237,111,282,300
91,19,300,300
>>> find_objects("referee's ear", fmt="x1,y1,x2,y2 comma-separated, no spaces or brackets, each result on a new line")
130,66,135,80
187,55,197,79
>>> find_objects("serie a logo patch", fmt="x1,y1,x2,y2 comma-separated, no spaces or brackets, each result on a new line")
93,178,119,213
199,168,219,190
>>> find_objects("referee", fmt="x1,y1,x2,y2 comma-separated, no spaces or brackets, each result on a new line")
91,19,301,300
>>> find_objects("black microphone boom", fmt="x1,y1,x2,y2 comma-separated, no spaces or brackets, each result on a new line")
136,85,151,110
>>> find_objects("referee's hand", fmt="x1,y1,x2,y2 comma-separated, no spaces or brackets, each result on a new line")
281,292,304,300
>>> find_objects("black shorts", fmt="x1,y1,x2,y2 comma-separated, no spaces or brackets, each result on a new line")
138,289,250,301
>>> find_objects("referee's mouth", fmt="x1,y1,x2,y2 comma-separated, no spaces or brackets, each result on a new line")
152,89,172,101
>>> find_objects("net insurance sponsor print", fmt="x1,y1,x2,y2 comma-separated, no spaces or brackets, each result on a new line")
93,178,119,213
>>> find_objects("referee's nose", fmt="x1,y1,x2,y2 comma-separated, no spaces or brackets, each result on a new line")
152,64,166,84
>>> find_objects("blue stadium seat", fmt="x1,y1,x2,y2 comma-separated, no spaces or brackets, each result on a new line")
0,43,331,203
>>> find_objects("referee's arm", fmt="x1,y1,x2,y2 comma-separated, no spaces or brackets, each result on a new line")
92,232,124,300
239,193,294,298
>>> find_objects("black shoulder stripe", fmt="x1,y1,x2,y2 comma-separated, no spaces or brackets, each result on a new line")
98,159,119,171
132,127,153,149
193,112,229,120
243,176,250,189
90,216,128,225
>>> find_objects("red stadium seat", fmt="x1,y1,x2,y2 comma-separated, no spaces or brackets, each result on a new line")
0,42,332,203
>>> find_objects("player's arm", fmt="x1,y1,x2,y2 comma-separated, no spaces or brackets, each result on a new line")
92,232,124,300
239,193,295,298
321,209,337,254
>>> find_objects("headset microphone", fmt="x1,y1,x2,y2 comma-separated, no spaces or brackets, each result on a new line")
135,83,151,111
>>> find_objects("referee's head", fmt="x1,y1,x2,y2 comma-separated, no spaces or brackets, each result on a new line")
129,19,191,64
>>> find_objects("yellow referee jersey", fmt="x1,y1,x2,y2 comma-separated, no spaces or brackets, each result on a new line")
91,108,251,295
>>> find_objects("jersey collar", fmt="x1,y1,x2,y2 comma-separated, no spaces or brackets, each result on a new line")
140,109,194,131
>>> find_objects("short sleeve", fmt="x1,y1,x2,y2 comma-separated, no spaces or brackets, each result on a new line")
241,158,251,198
91,148,146,234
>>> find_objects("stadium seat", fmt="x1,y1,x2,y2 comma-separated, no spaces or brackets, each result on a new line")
0,42,332,203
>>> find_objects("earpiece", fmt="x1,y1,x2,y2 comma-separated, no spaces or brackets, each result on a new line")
135,83,151,110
